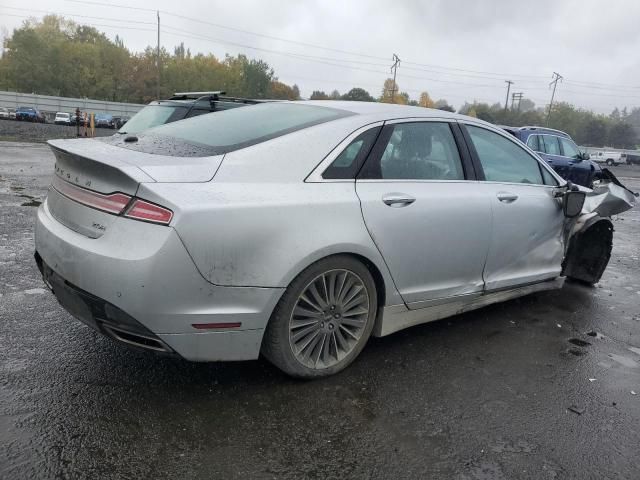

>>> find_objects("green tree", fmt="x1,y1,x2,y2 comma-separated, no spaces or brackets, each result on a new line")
341,87,374,102
608,122,637,148
583,117,608,146
310,90,329,100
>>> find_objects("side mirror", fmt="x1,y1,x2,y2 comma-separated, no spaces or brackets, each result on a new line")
581,152,590,160
563,190,586,217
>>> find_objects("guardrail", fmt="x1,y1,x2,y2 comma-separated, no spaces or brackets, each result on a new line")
0,90,145,119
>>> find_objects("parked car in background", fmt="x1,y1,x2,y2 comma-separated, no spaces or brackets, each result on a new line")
112,116,130,129
622,153,640,165
95,113,115,129
15,106,45,123
54,112,71,125
34,101,634,378
9,109,16,120
0,107,9,120
590,151,623,166
118,91,264,134
501,126,600,187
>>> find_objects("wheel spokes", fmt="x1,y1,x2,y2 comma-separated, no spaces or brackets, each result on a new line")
288,269,370,369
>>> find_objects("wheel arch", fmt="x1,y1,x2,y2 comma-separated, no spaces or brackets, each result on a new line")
562,216,613,284
278,245,399,311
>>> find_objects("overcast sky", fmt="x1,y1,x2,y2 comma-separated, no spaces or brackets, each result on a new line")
2,0,639,113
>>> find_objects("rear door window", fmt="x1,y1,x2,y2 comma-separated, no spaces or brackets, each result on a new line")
360,122,464,180
541,135,561,155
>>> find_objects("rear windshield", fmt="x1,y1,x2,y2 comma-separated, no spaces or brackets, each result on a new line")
142,103,352,154
119,104,189,134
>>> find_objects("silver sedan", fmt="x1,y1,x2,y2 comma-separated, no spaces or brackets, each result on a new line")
34,101,633,377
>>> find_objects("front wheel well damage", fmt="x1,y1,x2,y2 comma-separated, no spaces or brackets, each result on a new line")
562,219,613,285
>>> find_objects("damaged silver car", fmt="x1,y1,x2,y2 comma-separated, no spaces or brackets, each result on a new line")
34,101,636,378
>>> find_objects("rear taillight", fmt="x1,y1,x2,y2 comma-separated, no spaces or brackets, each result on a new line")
124,199,173,225
53,177,131,214
52,177,173,225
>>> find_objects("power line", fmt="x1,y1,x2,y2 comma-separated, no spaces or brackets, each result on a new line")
64,0,157,13
0,5,156,25
0,12,156,31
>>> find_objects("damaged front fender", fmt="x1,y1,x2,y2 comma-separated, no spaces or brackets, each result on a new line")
584,168,637,217
562,169,636,284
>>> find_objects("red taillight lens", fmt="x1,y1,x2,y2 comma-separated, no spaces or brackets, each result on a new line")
124,199,173,225
52,177,131,214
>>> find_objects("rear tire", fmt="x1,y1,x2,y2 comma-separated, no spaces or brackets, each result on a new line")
261,255,377,378
606,159,614,166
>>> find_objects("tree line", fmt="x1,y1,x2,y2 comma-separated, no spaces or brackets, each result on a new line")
0,15,300,103
0,15,637,148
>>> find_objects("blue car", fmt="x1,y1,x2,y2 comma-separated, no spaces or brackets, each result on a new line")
502,126,601,188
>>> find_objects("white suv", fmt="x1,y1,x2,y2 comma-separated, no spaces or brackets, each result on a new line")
54,112,71,125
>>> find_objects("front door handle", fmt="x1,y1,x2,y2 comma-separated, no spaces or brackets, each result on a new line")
497,192,518,203
382,193,416,207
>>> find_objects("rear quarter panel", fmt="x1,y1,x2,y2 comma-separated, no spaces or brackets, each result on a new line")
139,180,401,305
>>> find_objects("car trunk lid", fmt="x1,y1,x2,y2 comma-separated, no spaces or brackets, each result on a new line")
46,138,223,238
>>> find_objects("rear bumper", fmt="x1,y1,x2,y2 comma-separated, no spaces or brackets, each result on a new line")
35,198,284,361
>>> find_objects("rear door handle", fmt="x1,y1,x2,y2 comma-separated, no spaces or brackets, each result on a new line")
497,192,518,203
382,193,416,207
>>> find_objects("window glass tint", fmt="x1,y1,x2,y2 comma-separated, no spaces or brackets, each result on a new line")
323,127,380,179
146,103,351,154
542,135,561,155
541,165,559,186
366,122,463,180
467,125,543,185
559,137,580,159
526,134,540,151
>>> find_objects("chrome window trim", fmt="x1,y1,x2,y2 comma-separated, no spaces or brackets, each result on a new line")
459,120,565,187
305,121,384,183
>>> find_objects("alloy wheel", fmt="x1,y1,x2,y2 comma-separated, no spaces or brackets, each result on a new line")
288,269,370,369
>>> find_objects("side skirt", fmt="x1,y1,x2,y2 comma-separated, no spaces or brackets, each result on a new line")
373,277,564,337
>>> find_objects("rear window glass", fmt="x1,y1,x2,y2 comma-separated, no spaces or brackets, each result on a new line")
144,103,352,154
119,105,189,134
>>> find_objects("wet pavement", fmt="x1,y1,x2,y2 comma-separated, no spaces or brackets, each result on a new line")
1,141,639,480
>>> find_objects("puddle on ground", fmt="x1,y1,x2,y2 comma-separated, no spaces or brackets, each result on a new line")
569,347,587,357
21,200,41,207
569,338,591,347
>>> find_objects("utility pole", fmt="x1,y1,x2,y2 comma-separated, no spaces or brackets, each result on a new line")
546,71,563,125
504,80,514,111
390,54,400,103
156,10,160,100
512,92,524,112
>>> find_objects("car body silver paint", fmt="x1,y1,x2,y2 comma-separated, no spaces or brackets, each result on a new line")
36,101,629,363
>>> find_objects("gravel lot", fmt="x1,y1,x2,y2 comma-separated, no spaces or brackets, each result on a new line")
0,119,115,143
1,141,639,479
